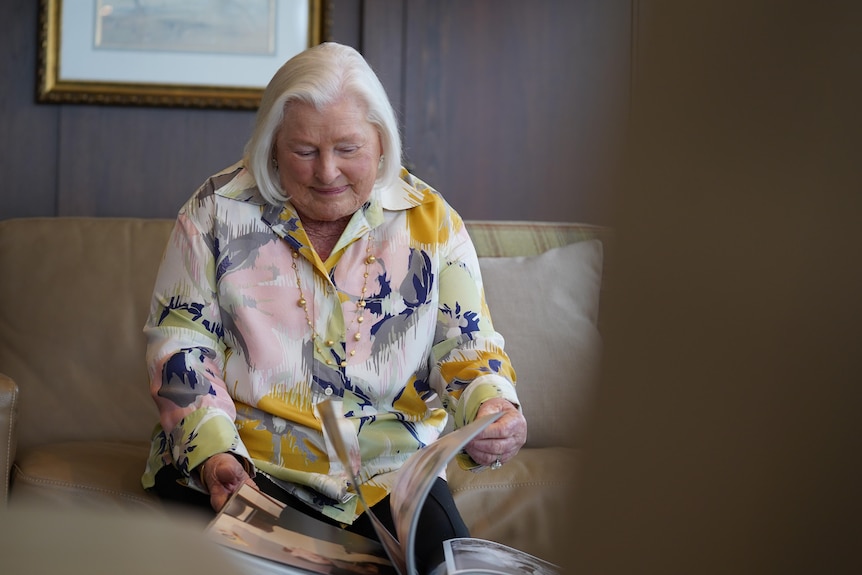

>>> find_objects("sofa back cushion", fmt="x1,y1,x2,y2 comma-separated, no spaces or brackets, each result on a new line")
466,221,608,448
479,241,603,448
0,217,608,452
0,217,173,451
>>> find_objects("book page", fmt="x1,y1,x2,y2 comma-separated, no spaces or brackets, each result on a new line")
318,399,408,575
389,413,502,575
318,398,502,575
206,483,395,575
443,538,560,575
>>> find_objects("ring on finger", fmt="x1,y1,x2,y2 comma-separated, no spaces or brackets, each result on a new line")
490,458,503,470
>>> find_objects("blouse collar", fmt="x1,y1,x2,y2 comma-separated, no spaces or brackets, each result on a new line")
211,162,435,265
212,162,431,215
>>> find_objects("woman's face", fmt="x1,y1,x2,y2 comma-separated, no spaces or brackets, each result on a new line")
273,94,382,223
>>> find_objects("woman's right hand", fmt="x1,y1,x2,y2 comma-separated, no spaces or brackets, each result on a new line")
199,453,255,511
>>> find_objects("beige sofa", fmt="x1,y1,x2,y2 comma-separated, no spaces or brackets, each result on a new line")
0,216,609,566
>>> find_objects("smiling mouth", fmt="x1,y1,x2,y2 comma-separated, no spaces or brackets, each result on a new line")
313,186,348,194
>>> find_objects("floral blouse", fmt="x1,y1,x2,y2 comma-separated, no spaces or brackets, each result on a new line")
141,162,519,523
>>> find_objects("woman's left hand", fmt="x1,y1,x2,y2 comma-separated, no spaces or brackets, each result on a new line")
464,398,527,468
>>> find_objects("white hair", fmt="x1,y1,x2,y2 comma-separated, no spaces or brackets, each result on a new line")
243,42,402,206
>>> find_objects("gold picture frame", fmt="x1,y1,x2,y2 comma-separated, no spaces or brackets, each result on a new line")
37,0,327,109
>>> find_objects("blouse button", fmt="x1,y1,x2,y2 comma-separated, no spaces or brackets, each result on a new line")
324,387,333,396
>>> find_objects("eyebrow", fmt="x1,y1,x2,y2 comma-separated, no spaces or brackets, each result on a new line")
285,134,368,147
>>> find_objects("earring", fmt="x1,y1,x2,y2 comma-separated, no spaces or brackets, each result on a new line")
378,155,384,168
271,157,278,170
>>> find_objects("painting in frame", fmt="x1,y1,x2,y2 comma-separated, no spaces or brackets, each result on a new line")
37,0,327,109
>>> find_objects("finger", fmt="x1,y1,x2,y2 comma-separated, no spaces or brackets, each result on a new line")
476,411,525,440
476,398,518,418
210,485,231,511
469,436,510,457
468,444,519,467
466,428,527,465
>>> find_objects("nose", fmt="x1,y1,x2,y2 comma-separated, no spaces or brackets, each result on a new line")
314,151,340,184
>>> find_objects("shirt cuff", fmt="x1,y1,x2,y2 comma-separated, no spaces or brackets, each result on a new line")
454,373,520,429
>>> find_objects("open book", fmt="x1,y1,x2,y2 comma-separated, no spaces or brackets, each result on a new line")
206,399,559,575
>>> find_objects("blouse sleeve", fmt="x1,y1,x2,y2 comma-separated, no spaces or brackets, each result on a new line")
429,213,520,430
143,196,252,489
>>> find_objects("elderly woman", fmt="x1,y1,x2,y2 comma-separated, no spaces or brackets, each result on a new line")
142,42,526,574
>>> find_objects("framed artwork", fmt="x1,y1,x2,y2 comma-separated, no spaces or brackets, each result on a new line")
37,0,327,109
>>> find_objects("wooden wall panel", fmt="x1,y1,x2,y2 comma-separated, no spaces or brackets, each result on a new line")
56,106,253,218
0,0,630,226
0,0,58,218
360,0,407,132
328,0,362,48
403,0,631,223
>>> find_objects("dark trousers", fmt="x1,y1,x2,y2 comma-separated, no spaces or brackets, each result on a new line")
152,466,469,574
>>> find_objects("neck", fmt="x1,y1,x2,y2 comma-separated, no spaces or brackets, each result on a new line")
300,215,352,261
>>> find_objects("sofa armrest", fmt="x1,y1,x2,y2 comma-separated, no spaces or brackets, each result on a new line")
0,373,19,506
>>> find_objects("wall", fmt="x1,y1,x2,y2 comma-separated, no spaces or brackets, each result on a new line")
0,0,630,223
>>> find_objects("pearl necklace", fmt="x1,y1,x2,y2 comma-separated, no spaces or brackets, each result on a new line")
291,235,376,368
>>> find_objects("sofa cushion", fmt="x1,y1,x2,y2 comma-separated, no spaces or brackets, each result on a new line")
466,220,608,258
479,240,604,448
0,373,17,504
446,446,578,565
10,440,161,512
0,217,173,452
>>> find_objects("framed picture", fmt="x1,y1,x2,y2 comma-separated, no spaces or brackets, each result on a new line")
37,0,327,109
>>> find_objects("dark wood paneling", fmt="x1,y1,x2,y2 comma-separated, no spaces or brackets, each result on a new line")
0,0,629,225
404,0,631,223
361,0,407,131
327,0,363,47
57,106,253,218
0,0,58,218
